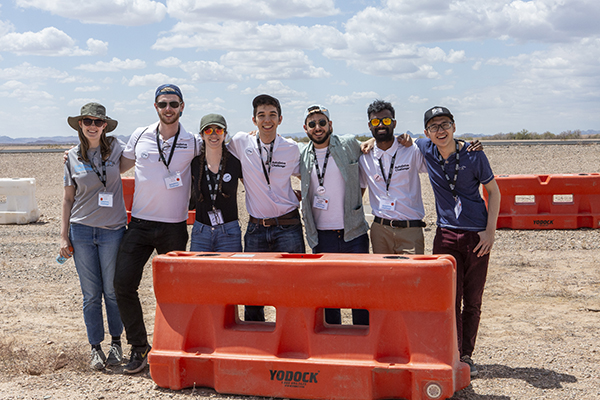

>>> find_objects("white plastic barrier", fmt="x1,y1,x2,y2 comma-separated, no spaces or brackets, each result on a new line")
0,178,40,224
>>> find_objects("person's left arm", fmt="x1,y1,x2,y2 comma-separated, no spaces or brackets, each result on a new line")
474,178,501,257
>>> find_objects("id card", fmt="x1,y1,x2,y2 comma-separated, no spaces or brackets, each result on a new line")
164,171,183,189
98,192,113,207
380,197,396,211
208,209,225,226
454,196,463,219
313,195,329,211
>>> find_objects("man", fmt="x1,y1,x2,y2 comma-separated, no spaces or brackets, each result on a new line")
114,84,201,374
416,106,500,377
227,94,304,321
299,105,370,324
359,100,427,255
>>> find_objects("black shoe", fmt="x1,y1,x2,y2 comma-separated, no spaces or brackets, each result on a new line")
123,345,151,374
461,355,478,377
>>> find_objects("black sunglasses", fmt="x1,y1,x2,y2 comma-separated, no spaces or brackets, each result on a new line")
82,118,105,127
157,101,181,109
307,119,328,129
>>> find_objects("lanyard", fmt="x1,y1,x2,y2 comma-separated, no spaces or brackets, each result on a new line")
89,154,107,189
204,158,224,209
156,126,180,171
256,134,274,188
311,145,330,188
378,149,398,195
437,140,461,198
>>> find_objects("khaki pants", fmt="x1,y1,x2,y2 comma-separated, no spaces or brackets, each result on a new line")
370,222,425,254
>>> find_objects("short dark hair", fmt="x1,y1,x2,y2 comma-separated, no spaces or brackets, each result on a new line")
252,94,281,117
367,99,395,118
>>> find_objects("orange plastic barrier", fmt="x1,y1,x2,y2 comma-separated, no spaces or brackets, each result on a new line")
121,177,195,224
149,252,470,400
483,173,600,229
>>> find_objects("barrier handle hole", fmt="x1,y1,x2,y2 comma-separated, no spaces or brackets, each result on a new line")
383,256,409,259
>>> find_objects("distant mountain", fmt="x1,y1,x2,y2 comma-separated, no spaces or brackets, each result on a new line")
0,135,131,145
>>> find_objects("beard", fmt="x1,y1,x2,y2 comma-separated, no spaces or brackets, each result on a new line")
308,127,332,146
371,126,394,143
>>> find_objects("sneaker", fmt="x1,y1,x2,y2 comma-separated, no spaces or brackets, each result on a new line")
461,355,478,377
123,345,151,374
106,343,123,366
90,347,106,370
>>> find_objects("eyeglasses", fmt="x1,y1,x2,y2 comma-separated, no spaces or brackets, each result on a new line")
426,121,453,133
157,101,181,109
369,117,394,126
203,127,224,135
82,118,105,127
307,119,328,129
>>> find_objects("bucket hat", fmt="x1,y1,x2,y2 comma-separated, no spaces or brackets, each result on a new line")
67,103,118,133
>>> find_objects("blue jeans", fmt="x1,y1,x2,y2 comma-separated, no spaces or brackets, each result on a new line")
190,220,243,252
70,223,125,345
244,221,305,321
244,222,305,253
313,230,370,325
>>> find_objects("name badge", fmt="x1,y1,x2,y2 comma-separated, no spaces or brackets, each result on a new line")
208,209,225,226
313,195,329,211
164,171,183,189
98,192,114,207
454,196,463,219
380,197,396,211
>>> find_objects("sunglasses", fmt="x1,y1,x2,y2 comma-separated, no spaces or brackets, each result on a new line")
369,117,394,126
157,101,181,109
203,127,224,135
82,118,106,127
307,119,328,129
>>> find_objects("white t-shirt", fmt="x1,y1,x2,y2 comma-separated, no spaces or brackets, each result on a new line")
228,132,300,219
359,140,427,221
123,122,201,223
309,147,345,230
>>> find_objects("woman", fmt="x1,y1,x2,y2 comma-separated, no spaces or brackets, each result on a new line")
189,113,243,252
61,103,127,370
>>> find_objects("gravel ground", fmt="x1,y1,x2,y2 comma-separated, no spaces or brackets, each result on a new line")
0,143,599,399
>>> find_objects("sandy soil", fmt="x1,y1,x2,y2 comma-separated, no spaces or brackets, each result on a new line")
0,144,599,399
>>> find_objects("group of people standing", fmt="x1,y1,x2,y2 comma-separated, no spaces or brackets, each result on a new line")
60,84,500,378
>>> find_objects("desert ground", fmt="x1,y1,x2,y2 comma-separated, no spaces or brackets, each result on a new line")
0,143,599,399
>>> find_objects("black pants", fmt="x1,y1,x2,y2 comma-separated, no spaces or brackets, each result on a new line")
114,218,188,349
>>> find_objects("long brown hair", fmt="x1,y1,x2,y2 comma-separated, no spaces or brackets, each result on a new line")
77,125,114,163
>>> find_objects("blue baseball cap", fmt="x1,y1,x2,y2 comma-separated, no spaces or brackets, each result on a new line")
155,84,183,102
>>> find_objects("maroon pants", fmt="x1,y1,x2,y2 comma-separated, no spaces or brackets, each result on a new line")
433,227,489,358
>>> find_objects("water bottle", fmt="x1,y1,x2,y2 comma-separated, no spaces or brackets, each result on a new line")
57,247,74,264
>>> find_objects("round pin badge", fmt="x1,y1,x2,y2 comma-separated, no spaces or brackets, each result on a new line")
245,148,253,155
317,186,326,195
141,151,149,159
223,173,232,182
374,174,382,182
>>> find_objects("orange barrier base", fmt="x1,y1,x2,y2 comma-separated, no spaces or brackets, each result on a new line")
484,173,600,229
149,252,470,400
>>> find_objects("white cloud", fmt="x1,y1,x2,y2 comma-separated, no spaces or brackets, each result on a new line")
241,80,307,101
222,50,331,80
0,27,107,56
166,0,339,22
156,57,182,68
408,95,429,104
76,58,146,72
0,62,69,81
15,0,167,26
179,60,242,82
327,91,379,105
74,86,102,92
128,73,186,87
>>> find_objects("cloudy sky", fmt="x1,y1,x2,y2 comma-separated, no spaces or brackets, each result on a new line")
1,0,599,139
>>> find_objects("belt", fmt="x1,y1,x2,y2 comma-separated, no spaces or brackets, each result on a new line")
249,209,301,227
374,216,426,228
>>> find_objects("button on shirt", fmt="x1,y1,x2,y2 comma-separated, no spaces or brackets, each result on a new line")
359,140,427,221
227,132,300,219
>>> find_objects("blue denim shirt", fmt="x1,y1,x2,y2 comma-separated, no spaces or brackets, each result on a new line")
300,134,369,249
